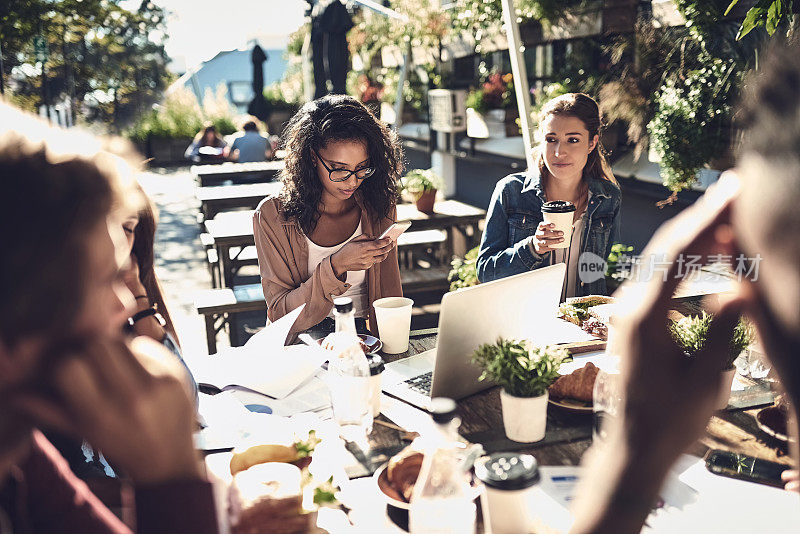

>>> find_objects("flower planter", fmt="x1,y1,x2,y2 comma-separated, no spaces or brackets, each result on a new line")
146,136,194,165
500,390,548,443
716,367,736,411
415,189,437,214
466,108,519,139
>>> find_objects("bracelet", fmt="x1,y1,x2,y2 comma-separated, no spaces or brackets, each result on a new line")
128,307,166,327
135,295,149,300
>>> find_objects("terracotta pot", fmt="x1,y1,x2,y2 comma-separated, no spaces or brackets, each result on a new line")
415,189,437,214
500,390,548,443
716,367,736,410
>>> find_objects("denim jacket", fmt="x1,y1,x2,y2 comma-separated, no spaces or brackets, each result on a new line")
476,170,621,296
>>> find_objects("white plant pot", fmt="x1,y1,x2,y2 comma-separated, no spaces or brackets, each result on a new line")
716,367,736,411
466,108,509,139
500,390,548,443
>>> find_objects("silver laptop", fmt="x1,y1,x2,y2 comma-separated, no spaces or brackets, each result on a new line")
382,263,568,409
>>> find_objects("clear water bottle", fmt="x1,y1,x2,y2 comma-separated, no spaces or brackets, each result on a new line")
327,297,373,441
409,398,476,534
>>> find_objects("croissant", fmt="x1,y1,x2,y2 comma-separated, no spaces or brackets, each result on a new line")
549,362,600,402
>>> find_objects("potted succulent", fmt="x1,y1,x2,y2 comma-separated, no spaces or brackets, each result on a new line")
472,338,571,442
402,169,442,214
670,311,755,410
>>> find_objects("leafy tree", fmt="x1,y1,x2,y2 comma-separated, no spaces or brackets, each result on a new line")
1,0,171,130
724,0,798,40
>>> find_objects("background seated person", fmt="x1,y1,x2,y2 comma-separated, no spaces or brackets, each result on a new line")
476,93,621,299
253,95,403,339
184,123,226,164
227,120,274,163
0,103,217,534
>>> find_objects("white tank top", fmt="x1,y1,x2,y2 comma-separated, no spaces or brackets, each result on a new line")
305,221,368,317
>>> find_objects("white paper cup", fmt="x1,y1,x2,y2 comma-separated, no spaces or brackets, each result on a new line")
541,201,576,249
372,297,414,354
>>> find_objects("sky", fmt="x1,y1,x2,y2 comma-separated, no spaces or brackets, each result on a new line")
135,0,308,70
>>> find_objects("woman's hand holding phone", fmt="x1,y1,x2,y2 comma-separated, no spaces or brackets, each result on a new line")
331,234,394,278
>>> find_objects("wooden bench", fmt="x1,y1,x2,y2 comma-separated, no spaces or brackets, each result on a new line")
396,229,447,269
194,266,453,353
204,229,448,288
193,284,266,354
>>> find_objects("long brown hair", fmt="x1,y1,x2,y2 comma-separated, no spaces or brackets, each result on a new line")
132,189,179,344
0,103,140,345
536,93,618,199
193,123,225,148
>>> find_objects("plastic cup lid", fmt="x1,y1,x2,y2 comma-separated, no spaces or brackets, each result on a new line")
474,453,540,490
541,200,576,213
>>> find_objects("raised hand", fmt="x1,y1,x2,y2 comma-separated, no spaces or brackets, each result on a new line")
13,336,201,485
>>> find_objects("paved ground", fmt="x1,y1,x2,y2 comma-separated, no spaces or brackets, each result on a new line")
138,166,219,364
138,166,443,366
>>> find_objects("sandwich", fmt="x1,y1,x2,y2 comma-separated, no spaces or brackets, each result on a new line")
558,295,616,326
230,431,319,476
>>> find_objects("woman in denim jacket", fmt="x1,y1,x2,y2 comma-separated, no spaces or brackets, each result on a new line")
477,93,621,298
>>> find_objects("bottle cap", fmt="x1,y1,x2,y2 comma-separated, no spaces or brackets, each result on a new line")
429,397,457,423
368,354,385,376
333,297,353,314
474,453,540,490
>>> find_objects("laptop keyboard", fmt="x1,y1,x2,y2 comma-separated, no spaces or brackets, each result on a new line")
404,371,433,396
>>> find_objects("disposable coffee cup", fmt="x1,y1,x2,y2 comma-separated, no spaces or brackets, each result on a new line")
475,453,540,534
541,200,576,249
372,297,414,354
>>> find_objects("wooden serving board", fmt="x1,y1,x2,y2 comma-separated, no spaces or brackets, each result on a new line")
558,339,607,355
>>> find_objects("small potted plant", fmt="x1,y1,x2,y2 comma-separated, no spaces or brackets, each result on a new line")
402,169,442,214
670,311,755,410
472,338,571,442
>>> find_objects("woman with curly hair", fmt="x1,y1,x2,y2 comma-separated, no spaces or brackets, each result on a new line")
253,95,404,337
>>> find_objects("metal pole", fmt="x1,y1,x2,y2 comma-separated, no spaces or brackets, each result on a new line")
500,0,536,171
392,42,411,130
0,40,5,95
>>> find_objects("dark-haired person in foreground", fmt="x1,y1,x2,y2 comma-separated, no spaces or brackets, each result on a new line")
253,95,403,338
0,103,217,534
571,40,800,533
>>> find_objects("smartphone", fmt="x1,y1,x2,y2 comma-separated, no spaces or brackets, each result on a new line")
378,221,412,241
704,449,789,488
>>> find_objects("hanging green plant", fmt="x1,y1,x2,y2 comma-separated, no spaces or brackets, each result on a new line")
647,57,737,197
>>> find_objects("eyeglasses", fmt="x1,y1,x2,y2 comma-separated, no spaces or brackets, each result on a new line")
314,149,376,182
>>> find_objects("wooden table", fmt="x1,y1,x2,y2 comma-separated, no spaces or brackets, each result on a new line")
195,182,282,221
371,331,786,466
191,160,284,187
204,327,787,532
204,200,486,287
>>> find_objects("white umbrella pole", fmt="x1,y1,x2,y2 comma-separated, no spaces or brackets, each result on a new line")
500,0,536,171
